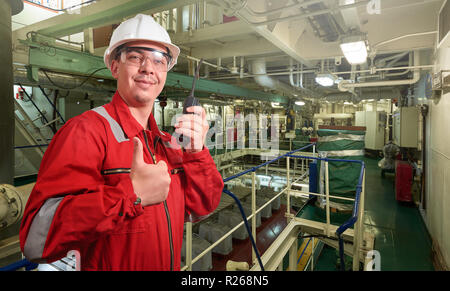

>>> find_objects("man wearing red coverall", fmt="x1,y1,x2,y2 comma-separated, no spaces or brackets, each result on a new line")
19,14,224,271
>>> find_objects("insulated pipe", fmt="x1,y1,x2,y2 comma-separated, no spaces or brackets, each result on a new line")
252,58,321,99
252,58,276,89
289,59,304,89
0,0,23,185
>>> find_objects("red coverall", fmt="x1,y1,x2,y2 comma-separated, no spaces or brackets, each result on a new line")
19,92,224,270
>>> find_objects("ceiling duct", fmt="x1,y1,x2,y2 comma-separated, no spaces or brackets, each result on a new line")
251,57,298,98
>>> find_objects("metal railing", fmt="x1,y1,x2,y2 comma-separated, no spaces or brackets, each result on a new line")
181,143,316,271
287,154,366,271
182,143,366,271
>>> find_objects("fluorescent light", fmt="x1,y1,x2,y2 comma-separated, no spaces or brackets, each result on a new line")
340,40,368,65
315,73,336,87
271,102,283,108
344,101,353,105
295,101,305,106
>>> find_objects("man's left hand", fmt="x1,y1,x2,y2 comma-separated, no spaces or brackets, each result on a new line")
174,106,209,153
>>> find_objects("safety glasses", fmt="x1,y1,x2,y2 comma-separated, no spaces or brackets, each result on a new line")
120,46,172,72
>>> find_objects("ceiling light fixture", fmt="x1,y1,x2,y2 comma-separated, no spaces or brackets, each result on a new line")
295,101,305,106
340,34,368,65
315,73,336,87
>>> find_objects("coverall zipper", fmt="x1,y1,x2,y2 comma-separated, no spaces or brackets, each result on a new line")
101,168,130,175
142,130,174,271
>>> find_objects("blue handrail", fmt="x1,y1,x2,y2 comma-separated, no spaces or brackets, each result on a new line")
287,154,365,271
222,143,316,271
0,259,38,271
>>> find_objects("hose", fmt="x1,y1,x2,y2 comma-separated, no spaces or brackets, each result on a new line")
222,188,265,271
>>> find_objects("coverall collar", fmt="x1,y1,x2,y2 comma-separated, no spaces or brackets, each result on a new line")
111,91,171,142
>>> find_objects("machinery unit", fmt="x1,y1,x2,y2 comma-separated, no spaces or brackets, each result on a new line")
232,202,262,228
198,221,233,255
218,209,248,240
355,111,387,150
181,234,213,271
393,107,419,148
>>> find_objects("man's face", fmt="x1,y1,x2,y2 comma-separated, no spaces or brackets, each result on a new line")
111,40,169,107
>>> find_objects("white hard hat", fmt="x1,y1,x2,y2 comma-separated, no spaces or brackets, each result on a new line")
104,14,180,71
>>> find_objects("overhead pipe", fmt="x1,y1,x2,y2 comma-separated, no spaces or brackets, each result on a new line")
332,64,434,76
338,51,422,91
324,87,402,103
181,54,230,72
210,69,316,80
374,51,410,68
243,0,324,18
251,58,321,100
373,31,438,51
289,59,304,89
236,0,371,27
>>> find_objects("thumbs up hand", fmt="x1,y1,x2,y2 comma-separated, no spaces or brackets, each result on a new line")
130,137,171,206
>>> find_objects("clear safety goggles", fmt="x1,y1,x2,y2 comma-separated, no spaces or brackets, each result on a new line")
120,46,172,72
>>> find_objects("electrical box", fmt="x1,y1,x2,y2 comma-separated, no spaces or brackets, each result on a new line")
393,107,419,148
355,111,386,150
395,161,413,202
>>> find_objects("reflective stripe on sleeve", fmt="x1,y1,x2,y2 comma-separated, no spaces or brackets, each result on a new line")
23,197,64,262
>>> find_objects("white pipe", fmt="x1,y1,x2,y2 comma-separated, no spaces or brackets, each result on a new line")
332,65,434,76
289,59,304,89
374,31,437,49
210,69,316,80
181,54,230,72
240,56,244,79
339,51,422,91
358,69,411,81
241,1,370,26
244,0,324,17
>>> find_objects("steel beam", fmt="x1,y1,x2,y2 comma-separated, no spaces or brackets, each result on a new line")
37,0,204,38
21,40,289,103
